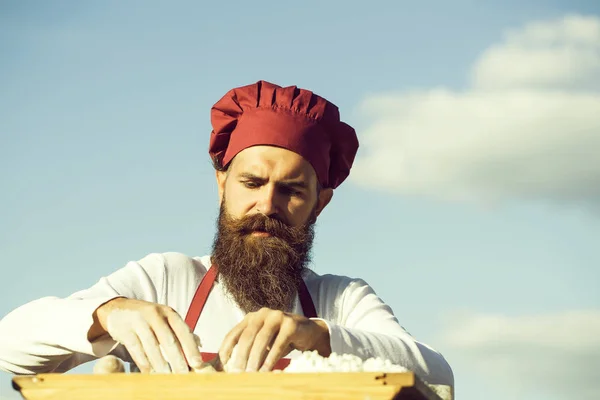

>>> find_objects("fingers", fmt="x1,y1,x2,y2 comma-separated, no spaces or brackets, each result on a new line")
247,319,280,372
219,320,246,371
149,313,190,373
106,303,202,374
168,313,205,369
221,309,297,373
230,318,267,372
119,330,153,373
137,321,171,373
107,307,168,373
260,321,294,372
126,313,171,373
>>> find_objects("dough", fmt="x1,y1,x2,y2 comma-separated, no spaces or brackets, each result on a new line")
93,355,125,374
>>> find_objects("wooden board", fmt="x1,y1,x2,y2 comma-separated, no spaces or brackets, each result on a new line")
12,372,442,400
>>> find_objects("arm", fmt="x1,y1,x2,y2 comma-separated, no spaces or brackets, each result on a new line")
314,277,454,387
0,254,168,375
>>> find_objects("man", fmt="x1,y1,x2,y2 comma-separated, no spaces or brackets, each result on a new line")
0,81,453,386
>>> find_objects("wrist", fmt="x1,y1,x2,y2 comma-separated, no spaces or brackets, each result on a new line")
311,319,332,357
88,297,126,341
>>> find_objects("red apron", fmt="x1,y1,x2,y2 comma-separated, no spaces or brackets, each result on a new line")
184,264,317,370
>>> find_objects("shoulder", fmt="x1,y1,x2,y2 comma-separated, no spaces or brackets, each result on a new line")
162,252,210,273
304,270,373,301
135,252,211,309
305,269,369,289
303,270,382,322
135,252,210,279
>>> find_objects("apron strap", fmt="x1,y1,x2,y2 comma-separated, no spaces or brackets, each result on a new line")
184,264,317,331
184,265,217,330
298,277,317,319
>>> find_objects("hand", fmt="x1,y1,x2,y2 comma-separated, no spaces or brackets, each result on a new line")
218,308,331,372
90,298,204,374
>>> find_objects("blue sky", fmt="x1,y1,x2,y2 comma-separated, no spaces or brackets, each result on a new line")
1,1,599,399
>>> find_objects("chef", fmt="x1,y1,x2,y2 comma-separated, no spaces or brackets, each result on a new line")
0,80,453,387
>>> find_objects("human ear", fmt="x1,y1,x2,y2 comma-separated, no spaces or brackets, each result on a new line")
216,170,227,205
315,188,333,217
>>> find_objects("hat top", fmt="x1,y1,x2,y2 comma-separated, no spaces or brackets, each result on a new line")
208,80,359,189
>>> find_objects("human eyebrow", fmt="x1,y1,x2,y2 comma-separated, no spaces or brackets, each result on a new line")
277,180,309,192
238,172,267,183
238,173,309,193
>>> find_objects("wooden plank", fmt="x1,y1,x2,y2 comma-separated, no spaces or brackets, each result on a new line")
13,372,442,400
14,372,415,388
18,384,401,400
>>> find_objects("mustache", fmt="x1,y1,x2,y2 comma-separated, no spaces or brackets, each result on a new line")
224,213,307,245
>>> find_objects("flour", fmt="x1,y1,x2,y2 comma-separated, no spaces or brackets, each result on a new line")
284,351,452,400
284,351,408,373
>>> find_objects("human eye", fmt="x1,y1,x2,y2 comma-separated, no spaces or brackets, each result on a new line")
242,180,260,189
280,185,303,197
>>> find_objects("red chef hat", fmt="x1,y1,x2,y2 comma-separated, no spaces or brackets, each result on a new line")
208,80,359,189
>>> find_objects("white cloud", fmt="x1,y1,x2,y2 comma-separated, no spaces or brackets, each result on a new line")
351,15,600,206
441,311,600,400
473,15,600,91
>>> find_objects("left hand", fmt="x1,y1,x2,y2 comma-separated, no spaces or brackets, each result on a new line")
218,308,331,372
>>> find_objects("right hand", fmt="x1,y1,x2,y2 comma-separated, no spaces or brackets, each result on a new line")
90,298,204,374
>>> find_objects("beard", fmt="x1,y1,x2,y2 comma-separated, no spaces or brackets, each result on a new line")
211,202,316,314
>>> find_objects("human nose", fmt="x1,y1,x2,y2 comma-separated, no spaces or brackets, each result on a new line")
254,185,278,216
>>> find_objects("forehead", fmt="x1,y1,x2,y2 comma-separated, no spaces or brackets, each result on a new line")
229,146,318,182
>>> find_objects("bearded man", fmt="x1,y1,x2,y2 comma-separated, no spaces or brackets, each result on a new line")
0,81,453,386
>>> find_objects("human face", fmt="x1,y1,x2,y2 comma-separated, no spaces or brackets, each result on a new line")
216,146,333,230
